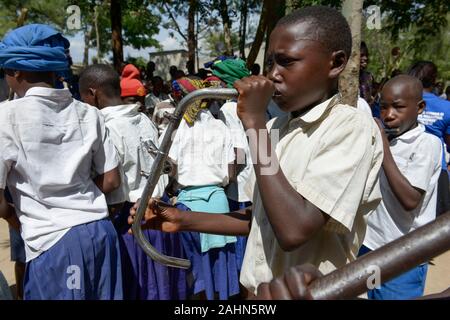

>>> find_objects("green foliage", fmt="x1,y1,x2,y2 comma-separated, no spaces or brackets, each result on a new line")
122,0,161,49
202,28,240,58
126,56,147,69
363,13,450,83
362,2,450,83
0,0,69,37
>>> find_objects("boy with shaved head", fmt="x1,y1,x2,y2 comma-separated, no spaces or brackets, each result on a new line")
361,75,442,300
130,6,384,297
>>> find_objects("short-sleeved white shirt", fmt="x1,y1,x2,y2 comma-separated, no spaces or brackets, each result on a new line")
101,104,166,203
240,96,384,294
363,124,441,250
219,101,253,202
0,87,118,261
169,109,235,187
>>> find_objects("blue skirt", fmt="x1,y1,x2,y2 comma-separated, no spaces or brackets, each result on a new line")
176,202,240,300
24,219,123,300
114,202,187,300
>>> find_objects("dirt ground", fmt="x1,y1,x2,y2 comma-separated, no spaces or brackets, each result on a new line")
0,218,449,299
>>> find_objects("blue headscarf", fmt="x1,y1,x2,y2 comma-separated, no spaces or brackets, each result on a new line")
0,24,70,72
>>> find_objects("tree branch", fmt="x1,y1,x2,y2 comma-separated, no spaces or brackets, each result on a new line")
163,2,188,42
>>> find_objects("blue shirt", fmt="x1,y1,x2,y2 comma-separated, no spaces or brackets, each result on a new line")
418,92,450,169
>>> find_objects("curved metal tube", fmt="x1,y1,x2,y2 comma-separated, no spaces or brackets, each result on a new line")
309,212,450,299
132,88,239,269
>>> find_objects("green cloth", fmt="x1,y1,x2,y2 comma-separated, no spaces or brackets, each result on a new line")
177,185,237,253
211,58,251,88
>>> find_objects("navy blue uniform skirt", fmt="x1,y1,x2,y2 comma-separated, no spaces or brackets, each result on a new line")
114,202,187,300
176,202,240,300
24,219,123,300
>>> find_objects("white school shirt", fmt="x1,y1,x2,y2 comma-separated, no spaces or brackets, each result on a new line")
169,109,235,187
101,104,166,203
357,97,373,116
0,87,118,261
219,101,253,202
363,124,441,250
239,96,384,294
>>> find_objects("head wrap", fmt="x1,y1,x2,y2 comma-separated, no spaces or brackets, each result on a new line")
120,64,147,97
211,58,251,88
0,24,70,72
172,77,223,126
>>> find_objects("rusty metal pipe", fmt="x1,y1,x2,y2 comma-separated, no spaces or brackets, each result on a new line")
309,212,450,299
132,88,239,269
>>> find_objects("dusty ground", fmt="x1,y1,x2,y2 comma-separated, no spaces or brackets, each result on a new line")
0,218,449,299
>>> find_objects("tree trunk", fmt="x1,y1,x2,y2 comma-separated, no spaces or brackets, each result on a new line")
339,0,363,107
94,5,101,61
187,0,197,74
196,11,200,72
219,0,233,55
263,0,286,74
83,27,90,67
111,0,124,73
17,8,28,27
246,0,270,68
239,0,248,59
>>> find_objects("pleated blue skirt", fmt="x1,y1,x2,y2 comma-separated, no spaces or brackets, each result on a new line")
24,219,123,300
114,202,187,300
176,202,240,300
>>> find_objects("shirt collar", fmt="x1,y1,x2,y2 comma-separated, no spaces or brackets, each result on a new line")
392,123,425,144
101,103,140,120
24,86,72,100
287,94,341,129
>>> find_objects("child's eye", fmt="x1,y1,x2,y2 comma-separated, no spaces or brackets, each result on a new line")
276,57,295,67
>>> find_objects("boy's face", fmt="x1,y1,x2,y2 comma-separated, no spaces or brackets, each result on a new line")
360,53,368,70
266,23,345,113
380,82,424,137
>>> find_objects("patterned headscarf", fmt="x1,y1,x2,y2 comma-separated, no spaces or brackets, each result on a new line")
172,77,223,126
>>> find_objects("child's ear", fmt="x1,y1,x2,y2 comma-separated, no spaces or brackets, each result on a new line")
329,50,347,79
13,70,22,80
417,99,426,115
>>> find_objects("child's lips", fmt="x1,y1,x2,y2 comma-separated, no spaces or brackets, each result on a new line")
273,90,283,98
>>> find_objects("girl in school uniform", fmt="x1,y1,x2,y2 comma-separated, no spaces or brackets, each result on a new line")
168,77,240,299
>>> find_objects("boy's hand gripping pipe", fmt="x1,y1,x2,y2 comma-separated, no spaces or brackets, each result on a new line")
132,88,239,269
309,212,450,299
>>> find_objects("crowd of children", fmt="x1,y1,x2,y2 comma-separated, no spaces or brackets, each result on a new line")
0,5,449,301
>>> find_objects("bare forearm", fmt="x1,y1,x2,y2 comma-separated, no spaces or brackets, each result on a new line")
246,119,327,250
382,143,423,211
0,199,20,231
94,167,121,194
180,208,251,236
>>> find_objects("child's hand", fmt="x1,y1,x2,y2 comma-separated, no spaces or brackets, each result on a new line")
128,198,183,233
253,264,322,300
234,75,275,128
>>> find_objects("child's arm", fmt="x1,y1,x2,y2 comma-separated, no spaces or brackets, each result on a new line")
128,199,251,236
94,167,121,194
375,120,424,211
233,76,329,251
0,190,20,231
